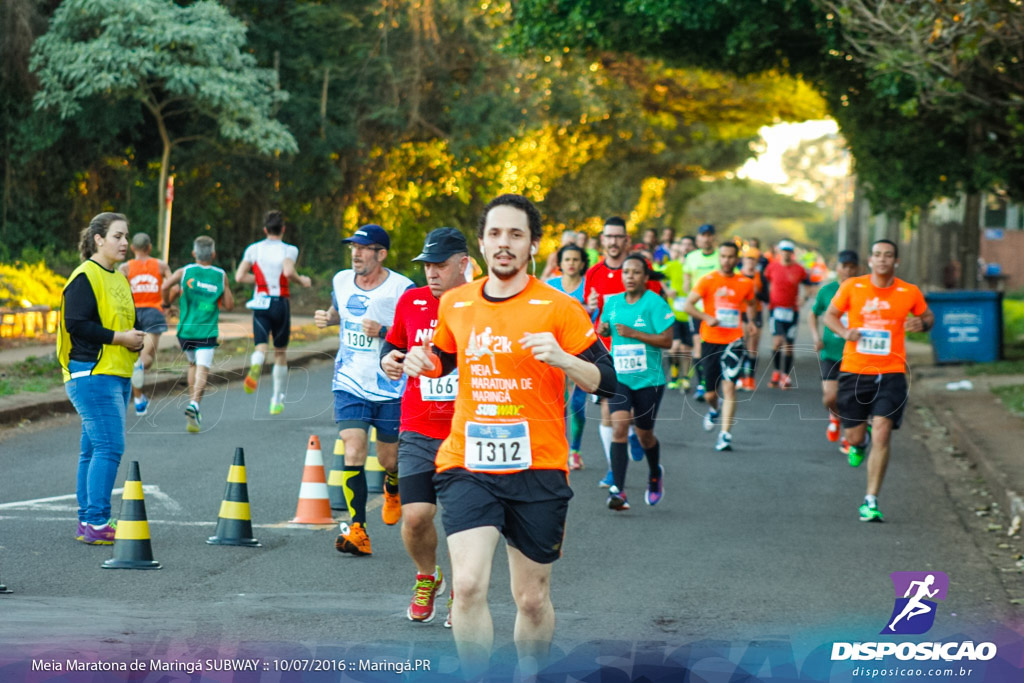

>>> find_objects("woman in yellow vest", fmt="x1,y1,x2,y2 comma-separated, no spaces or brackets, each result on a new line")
57,212,145,545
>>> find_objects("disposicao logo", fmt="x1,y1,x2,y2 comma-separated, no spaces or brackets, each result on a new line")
831,571,997,662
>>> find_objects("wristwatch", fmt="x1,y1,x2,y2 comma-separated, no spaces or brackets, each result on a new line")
378,325,388,339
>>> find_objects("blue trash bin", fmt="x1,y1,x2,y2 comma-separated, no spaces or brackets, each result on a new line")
925,290,1003,364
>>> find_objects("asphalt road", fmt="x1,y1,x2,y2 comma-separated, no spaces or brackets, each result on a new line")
0,325,1018,679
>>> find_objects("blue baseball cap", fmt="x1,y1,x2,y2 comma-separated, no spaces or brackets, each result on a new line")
697,223,715,235
343,224,390,250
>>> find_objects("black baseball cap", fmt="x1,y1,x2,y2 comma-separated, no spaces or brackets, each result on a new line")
412,227,468,263
342,224,390,250
838,249,859,265
697,223,715,235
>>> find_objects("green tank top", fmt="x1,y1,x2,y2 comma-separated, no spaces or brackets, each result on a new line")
177,264,225,340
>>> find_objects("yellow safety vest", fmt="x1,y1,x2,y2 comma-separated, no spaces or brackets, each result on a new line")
57,260,137,382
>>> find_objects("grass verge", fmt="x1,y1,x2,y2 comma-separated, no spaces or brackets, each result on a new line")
992,384,1024,418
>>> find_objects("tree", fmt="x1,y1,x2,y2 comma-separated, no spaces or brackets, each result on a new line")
30,0,298,257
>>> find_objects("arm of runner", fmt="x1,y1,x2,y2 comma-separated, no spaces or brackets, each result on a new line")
613,324,673,349
220,272,234,311
361,318,383,337
807,309,823,351
118,262,130,277
905,307,935,333
379,340,406,381
162,267,185,306
576,340,616,398
403,339,457,378
745,298,758,339
823,303,858,341
314,305,340,328
235,259,255,285
518,331,601,392
682,289,716,327
282,258,312,288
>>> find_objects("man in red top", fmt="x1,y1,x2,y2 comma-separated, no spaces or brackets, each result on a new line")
683,242,757,452
403,194,615,679
763,239,809,389
119,232,173,416
583,217,660,483
823,239,934,523
380,228,469,626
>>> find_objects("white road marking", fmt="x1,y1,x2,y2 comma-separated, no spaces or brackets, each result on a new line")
0,485,182,512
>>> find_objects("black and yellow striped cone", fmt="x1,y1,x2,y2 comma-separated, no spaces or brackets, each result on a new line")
102,461,162,570
365,428,385,494
207,447,260,547
327,438,346,511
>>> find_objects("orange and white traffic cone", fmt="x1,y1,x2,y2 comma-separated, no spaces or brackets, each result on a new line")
290,435,335,525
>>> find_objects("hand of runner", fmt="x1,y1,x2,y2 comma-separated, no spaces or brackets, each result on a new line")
362,318,383,337
116,329,146,352
705,316,719,327
586,288,600,311
381,349,406,380
844,327,862,342
520,331,568,368
614,323,635,339
314,309,333,328
905,316,925,333
597,321,610,337
404,339,437,378
814,339,824,352
298,275,312,288
745,322,757,337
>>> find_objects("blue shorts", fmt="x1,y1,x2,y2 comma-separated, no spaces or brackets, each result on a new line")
333,389,400,442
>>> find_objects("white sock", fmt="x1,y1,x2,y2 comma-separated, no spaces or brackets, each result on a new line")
189,400,199,411
131,361,144,389
598,424,613,466
272,363,288,400
865,494,878,506
251,350,265,368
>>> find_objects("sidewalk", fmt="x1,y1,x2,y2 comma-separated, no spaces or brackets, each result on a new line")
0,313,337,427
908,340,1024,536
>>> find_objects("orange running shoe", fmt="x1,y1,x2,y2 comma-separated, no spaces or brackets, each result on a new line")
769,370,780,388
335,522,372,556
839,437,850,456
781,374,793,389
382,489,402,525
826,416,841,442
243,364,261,394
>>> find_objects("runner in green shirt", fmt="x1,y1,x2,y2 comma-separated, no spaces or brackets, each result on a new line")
808,249,859,449
598,255,674,511
655,235,695,391
163,236,233,433
683,224,720,401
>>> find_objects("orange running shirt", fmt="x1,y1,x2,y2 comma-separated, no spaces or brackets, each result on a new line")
831,275,927,375
126,258,163,309
432,277,598,474
692,271,755,345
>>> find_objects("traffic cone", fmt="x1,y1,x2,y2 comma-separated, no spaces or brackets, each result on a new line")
290,435,335,524
102,461,162,570
207,447,261,547
327,438,346,511
365,427,385,494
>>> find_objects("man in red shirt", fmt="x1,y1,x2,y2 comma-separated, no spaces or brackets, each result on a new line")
380,228,469,625
763,239,810,389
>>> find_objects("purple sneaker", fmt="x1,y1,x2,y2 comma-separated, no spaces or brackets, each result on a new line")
78,522,116,545
75,522,87,541
645,465,665,506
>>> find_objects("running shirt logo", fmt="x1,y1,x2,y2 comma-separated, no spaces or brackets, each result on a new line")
633,315,646,328
466,327,512,374
454,301,473,308
528,299,552,305
413,323,437,345
345,293,370,316
881,571,949,635
861,297,892,315
129,273,160,294
413,299,428,306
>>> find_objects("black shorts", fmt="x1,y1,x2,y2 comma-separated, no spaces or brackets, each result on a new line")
688,318,702,343
253,297,291,348
700,340,746,391
769,309,799,342
135,307,168,334
819,356,842,382
434,469,573,565
672,320,692,345
741,309,763,329
606,382,665,430
398,431,443,505
837,372,909,429
178,336,218,352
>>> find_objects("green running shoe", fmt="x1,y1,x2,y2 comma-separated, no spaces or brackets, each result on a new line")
848,445,866,468
859,501,884,522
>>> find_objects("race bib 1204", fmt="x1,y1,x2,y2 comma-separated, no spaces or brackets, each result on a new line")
613,344,647,374
465,421,531,472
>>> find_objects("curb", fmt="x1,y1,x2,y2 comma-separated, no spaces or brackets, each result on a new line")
0,338,338,428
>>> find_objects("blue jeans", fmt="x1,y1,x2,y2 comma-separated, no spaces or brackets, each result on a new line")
65,361,131,525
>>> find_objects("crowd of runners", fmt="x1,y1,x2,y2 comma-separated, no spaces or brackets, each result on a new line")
58,196,932,677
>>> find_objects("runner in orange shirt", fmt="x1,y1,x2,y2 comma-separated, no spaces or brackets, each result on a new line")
683,242,757,451
738,248,765,391
823,239,934,522
402,194,615,679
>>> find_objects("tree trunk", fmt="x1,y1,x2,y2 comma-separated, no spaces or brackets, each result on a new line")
155,111,171,260
320,66,330,140
960,192,982,289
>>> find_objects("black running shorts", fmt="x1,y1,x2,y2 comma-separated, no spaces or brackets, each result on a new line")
837,372,909,430
700,340,746,391
398,431,443,506
434,469,573,565
253,297,291,348
606,382,665,430
819,356,842,382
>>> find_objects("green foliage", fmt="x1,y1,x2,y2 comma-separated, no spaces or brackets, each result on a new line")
0,355,62,396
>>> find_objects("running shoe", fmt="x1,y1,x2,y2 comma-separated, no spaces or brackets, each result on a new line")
702,409,718,432
858,501,885,523
769,370,781,388
839,437,850,455
667,380,680,390
408,567,446,623
185,404,201,433
382,489,402,525
243,363,261,394
693,384,706,402
78,522,116,545
134,395,149,416
645,465,664,506
715,431,733,452
848,444,866,468
826,417,841,442
75,522,86,541
780,374,793,390
444,589,453,629
269,396,284,415
335,522,372,556
607,486,630,511
681,377,691,392
598,470,614,488
568,450,583,470
745,377,757,392
736,378,749,392
628,432,644,462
